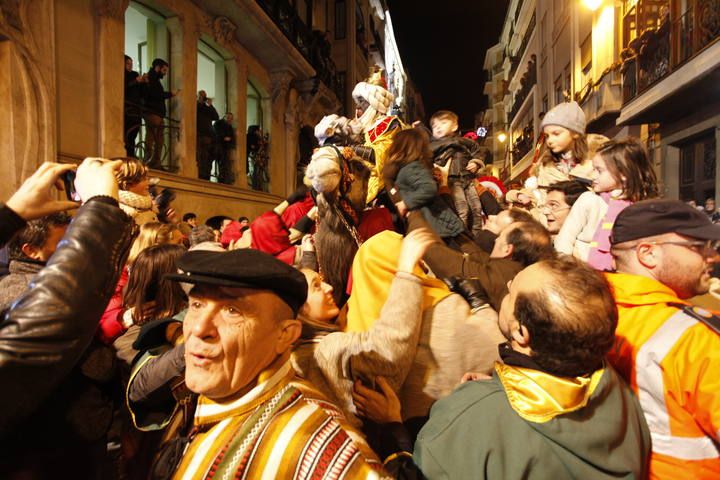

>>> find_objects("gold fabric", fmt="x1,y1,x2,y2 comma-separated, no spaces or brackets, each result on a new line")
345,231,451,332
495,362,604,423
364,117,405,203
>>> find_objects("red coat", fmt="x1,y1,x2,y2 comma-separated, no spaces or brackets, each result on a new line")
97,266,129,344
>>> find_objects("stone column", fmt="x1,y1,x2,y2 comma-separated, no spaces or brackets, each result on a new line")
284,87,301,193
96,0,129,159
233,62,249,188
167,15,198,177
270,69,294,196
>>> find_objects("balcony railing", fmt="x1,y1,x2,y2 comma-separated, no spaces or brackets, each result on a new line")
621,2,720,104
509,59,537,122
256,0,343,101
124,101,181,172
511,121,534,166
508,13,536,82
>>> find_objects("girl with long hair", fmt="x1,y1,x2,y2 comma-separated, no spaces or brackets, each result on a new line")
114,244,187,365
555,137,659,270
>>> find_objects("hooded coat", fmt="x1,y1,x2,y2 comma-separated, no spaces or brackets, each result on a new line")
414,363,651,479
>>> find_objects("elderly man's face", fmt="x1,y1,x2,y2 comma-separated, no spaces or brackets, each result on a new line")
183,286,294,400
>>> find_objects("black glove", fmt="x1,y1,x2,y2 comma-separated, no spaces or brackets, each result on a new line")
287,185,309,205
443,276,489,311
292,215,315,235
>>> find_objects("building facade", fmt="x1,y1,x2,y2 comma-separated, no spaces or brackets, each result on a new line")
1,0,415,221
482,0,718,199
328,0,420,119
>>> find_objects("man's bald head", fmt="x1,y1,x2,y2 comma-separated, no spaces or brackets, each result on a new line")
503,257,617,377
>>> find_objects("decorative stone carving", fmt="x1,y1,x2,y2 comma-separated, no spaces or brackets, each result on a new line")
94,0,130,21
0,0,22,31
270,69,294,113
212,16,237,46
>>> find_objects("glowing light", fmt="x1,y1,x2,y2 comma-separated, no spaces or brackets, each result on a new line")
583,0,603,11
497,132,507,143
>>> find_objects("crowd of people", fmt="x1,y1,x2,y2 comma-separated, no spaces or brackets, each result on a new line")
124,56,236,184
1,67,719,480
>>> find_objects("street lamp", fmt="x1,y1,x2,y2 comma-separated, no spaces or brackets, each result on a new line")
582,0,602,11
497,132,507,143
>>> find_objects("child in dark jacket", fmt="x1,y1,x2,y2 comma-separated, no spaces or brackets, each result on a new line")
383,128,465,240
429,110,486,242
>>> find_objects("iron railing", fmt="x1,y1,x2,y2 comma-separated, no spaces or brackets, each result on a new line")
511,121,534,166
124,101,181,172
508,13,536,82
621,2,720,103
256,0,344,102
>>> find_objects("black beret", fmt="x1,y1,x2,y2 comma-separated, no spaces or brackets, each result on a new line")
611,199,720,245
166,249,308,315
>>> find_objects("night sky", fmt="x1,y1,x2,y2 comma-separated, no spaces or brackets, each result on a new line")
387,0,509,129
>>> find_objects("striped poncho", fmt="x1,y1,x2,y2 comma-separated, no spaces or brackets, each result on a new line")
172,360,385,479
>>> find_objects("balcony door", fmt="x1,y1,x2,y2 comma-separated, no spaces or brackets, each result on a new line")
678,130,716,203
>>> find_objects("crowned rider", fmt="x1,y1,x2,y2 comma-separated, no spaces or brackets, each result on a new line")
349,67,405,204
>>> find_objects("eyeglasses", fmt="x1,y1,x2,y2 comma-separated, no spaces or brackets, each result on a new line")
615,239,720,258
540,202,571,213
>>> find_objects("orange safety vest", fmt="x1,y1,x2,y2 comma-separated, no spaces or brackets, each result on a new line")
606,273,720,480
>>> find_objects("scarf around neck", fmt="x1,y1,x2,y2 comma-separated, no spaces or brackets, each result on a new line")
119,189,154,211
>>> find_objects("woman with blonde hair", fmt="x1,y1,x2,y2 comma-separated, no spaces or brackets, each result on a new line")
116,157,158,225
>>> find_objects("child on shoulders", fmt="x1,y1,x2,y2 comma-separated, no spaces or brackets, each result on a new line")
554,138,659,270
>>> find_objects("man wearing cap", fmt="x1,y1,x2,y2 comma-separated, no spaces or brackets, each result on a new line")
607,199,720,479
164,249,383,479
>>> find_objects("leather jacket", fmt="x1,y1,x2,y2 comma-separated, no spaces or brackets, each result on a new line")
0,198,135,438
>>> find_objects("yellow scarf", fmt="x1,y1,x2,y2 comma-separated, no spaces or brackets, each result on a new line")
495,362,604,423
344,231,452,332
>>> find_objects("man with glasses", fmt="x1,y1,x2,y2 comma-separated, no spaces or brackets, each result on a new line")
541,180,588,235
607,199,720,480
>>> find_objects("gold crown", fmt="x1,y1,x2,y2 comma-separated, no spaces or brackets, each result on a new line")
366,66,387,89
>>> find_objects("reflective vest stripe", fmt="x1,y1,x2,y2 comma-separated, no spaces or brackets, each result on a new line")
636,310,720,460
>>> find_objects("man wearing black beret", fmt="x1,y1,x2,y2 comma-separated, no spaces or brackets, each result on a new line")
606,199,720,479
159,249,383,479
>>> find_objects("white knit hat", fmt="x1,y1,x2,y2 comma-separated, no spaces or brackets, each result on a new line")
540,101,586,134
305,147,342,193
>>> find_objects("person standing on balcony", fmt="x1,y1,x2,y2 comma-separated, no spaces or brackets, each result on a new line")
124,55,146,157
142,58,178,170
213,112,235,184
196,90,219,181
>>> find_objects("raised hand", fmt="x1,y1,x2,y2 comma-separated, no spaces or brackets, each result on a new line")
6,162,80,220
397,227,436,274
74,157,123,203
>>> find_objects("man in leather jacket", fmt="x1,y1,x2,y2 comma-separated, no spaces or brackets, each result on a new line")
0,159,136,478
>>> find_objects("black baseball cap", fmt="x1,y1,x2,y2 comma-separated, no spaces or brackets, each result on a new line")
611,199,720,245
166,249,308,315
